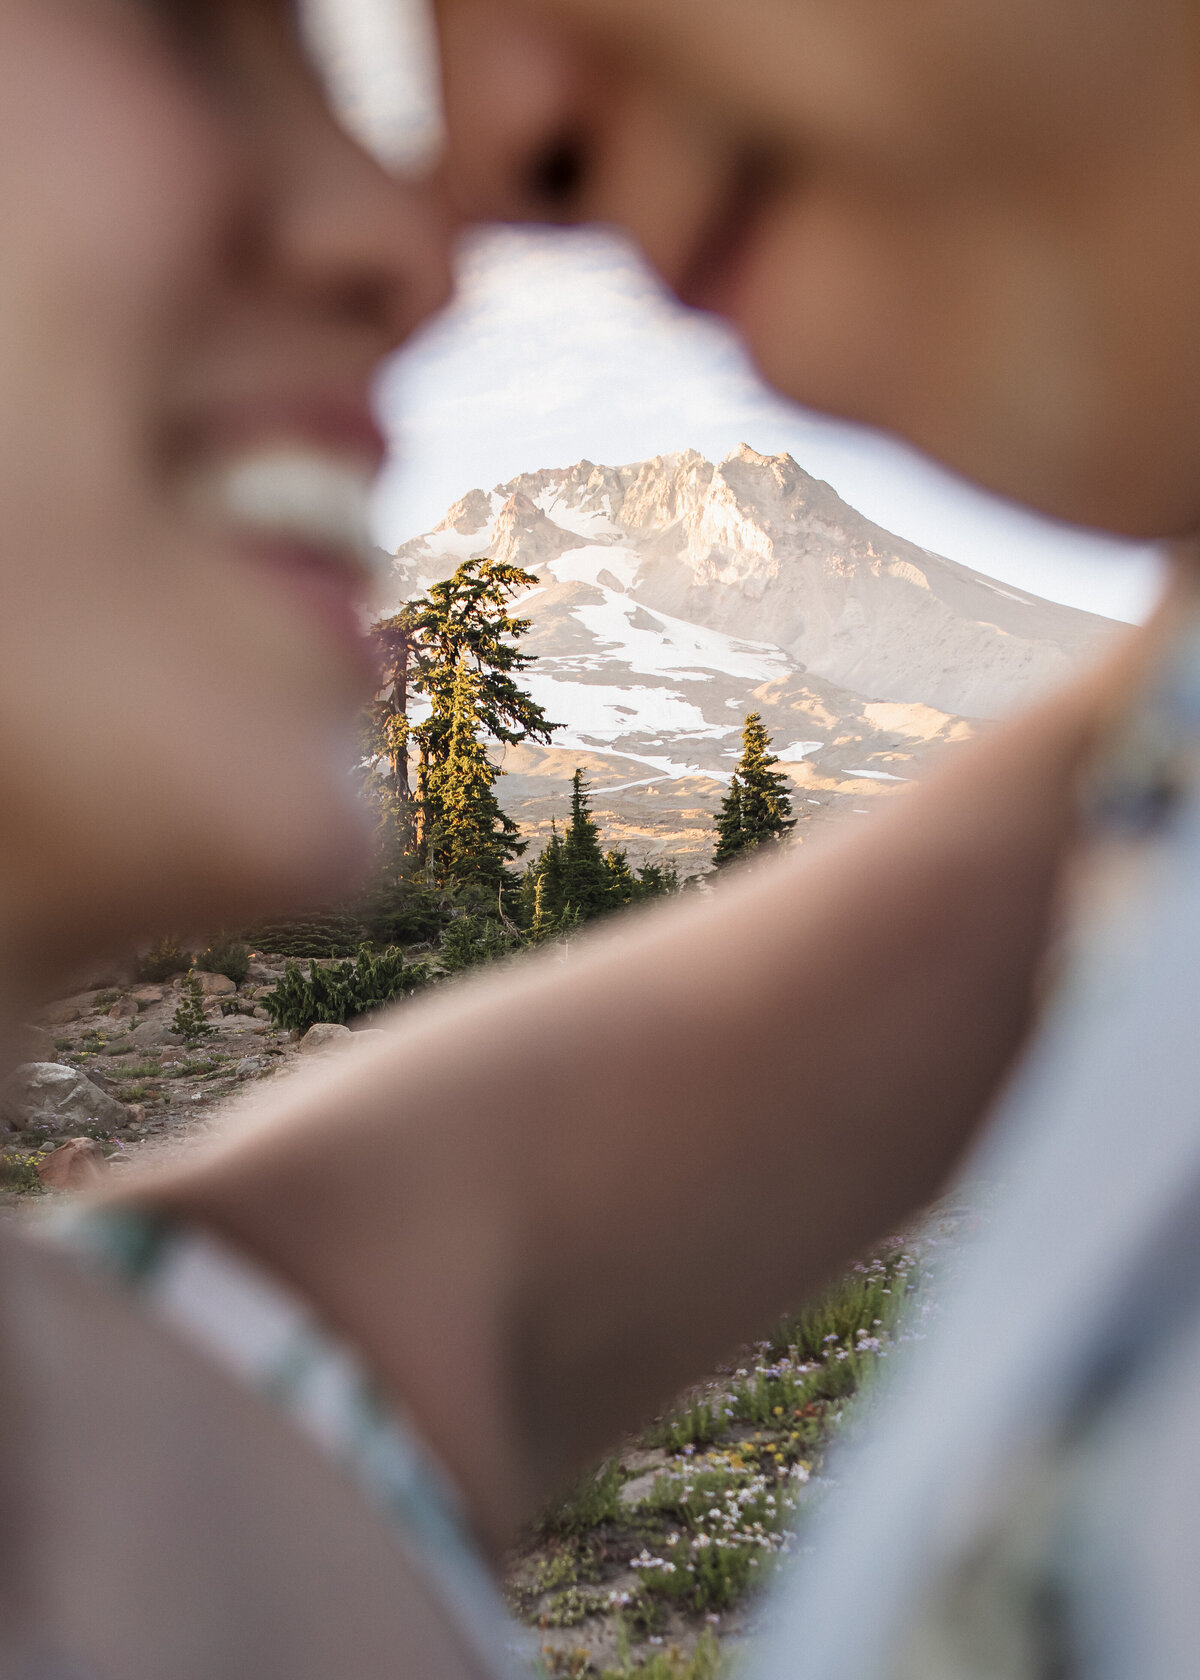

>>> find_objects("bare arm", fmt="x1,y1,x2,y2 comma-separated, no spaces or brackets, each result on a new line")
122,646,1140,1550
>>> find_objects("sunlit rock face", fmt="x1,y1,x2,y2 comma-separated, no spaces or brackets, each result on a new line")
388,446,1116,867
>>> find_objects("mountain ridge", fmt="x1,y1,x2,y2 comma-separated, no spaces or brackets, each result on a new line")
387,445,1116,867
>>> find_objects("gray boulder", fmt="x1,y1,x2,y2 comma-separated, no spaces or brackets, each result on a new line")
127,1020,181,1050
298,1023,352,1054
0,1063,127,1135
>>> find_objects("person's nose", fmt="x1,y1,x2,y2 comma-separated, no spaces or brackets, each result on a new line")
254,64,458,357
436,0,596,222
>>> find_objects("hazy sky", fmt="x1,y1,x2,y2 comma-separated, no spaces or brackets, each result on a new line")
373,231,1164,625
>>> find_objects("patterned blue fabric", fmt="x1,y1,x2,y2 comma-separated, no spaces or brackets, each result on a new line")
753,604,1200,1680
38,1204,527,1680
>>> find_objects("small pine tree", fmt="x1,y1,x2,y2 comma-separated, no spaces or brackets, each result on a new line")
439,913,517,973
713,715,795,867
530,872,556,942
603,847,638,908
635,859,680,899
172,971,216,1046
562,769,611,918
520,822,566,927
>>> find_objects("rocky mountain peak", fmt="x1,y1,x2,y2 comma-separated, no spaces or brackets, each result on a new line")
489,490,583,570
434,486,492,537
391,445,1117,724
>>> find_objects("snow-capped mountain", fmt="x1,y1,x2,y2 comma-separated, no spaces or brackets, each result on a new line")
387,445,1119,866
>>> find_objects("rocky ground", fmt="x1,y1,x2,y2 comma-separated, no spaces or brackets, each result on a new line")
0,958,381,1199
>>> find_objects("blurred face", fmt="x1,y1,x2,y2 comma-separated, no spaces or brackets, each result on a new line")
436,0,1200,539
0,0,451,976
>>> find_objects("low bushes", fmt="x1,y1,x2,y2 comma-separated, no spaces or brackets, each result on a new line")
137,936,191,982
243,910,366,960
196,931,250,986
262,945,432,1033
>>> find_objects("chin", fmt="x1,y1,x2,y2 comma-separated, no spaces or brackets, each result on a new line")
208,785,373,927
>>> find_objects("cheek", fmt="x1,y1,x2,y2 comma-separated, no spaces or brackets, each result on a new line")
734,188,945,430
0,536,374,938
735,180,1200,537
0,2,235,420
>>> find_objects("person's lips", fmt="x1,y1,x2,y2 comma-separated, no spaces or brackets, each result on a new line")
189,447,377,569
179,441,390,681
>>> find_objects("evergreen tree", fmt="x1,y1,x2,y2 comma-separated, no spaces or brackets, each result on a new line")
410,558,558,849
603,847,638,908
713,714,795,867
172,971,215,1046
521,821,567,936
365,558,559,879
635,859,680,899
530,872,555,942
364,607,420,860
427,658,525,889
561,768,611,918
713,774,745,869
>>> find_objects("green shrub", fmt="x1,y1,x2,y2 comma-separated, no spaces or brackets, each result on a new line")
243,910,365,959
172,971,216,1046
356,878,452,947
0,1150,45,1195
196,931,250,986
137,936,192,982
440,913,520,973
263,945,432,1034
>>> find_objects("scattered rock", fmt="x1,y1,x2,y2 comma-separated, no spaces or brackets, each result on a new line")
298,1023,352,1053
37,1138,109,1191
37,996,93,1027
620,1448,669,1475
131,987,165,1009
127,1021,181,1049
0,1063,128,1134
618,1471,660,1508
195,973,237,997
252,1007,270,1022
246,962,284,984
12,1025,55,1064
108,998,138,1021
251,986,276,1001
233,1056,269,1078
125,1104,147,1126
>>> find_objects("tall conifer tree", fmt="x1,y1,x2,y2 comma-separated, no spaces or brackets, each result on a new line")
364,606,420,862
428,658,525,888
713,774,745,868
713,715,794,866
368,556,560,882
